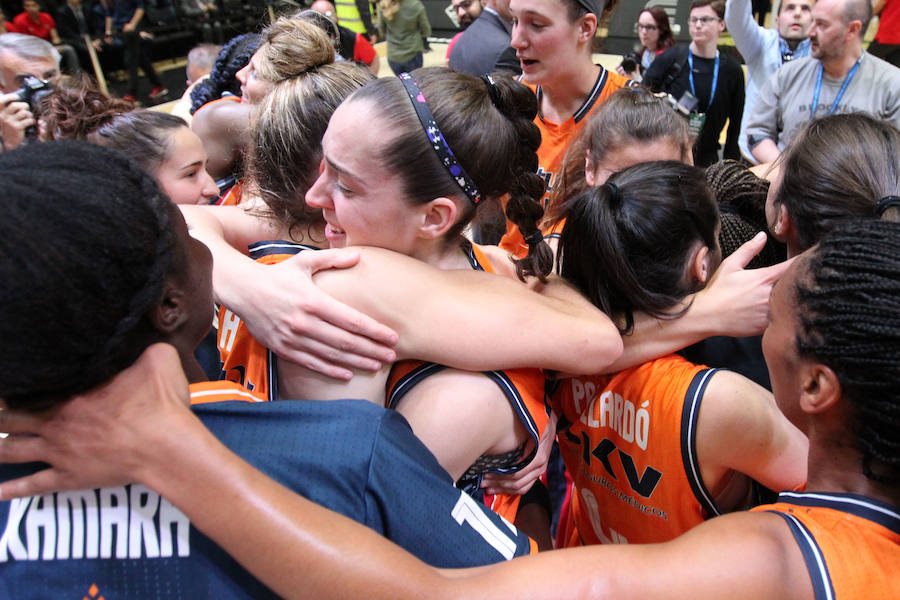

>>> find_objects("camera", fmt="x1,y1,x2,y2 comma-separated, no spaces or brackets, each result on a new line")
619,51,641,75
14,76,52,139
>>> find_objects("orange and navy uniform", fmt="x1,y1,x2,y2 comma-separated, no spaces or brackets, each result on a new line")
499,67,632,257
549,355,722,546
385,243,549,523
189,379,265,404
217,240,318,401
752,491,900,600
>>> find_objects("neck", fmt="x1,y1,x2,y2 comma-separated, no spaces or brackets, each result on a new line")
410,236,472,271
784,37,801,51
538,61,600,123
804,425,900,508
822,44,863,78
690,39,718,58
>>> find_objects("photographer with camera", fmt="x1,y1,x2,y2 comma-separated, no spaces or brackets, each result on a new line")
0,32,58,151
616,6,675,81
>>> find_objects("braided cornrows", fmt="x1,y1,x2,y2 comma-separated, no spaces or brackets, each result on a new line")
795,219,900,482
0,141,176,410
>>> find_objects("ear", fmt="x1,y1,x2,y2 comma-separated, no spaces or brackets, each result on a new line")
717,17,726,33
689,243,715,285
798,362,841,415
845,20,862,40
577,12,597,43
584,150,597,187
149,280,190,336
770,202,792,242
416,196,459,240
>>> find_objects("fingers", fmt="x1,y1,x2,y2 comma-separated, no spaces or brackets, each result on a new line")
0,434,48,465
0,409,51,437
719,231,767,272
303,247,362,272
0,469,68,501
279,335,387,381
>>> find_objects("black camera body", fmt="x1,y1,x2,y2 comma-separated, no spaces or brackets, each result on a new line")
14,76,53,139
619,51,642,75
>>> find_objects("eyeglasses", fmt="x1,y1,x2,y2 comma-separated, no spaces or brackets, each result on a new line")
688,16,721,25
637,24,658,31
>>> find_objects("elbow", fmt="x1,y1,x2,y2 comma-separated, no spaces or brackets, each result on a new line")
579,320,623,375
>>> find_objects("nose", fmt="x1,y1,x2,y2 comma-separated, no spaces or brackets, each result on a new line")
200,169,219,202
235,64,248,86
305,160,331,209
510,21,525,50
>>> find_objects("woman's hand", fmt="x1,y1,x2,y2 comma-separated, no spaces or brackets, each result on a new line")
233,249,399,380
480,410,559,496
0,344,196,499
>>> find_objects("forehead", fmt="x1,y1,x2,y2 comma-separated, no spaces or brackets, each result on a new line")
0,52,58,91
324,99,392,168
509,0,566,17
690,4,717,16
780,0,813,11
811,0,839,18
638,10,656,21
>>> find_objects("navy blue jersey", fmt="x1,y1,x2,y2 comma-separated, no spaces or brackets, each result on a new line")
0,399,533,599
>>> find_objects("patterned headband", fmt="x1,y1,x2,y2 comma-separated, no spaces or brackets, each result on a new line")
398,72,481,204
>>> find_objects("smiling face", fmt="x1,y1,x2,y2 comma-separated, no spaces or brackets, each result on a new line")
776,1,814,42
637,10,660,51
153,127,219,205
235,49,272,105
509,0,594,86
305,99,421,253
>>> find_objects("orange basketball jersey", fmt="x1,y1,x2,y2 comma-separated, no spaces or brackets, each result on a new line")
499,68,632,257
549,355,721,546
190,380,265,404
385,243,549,523
217,240,318,401
752,491,900,600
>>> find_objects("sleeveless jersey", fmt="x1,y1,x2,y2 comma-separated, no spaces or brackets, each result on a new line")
0,391,535,599
217,240,318,401
549,355,721,545
752,491,900,600
499,67,632,257
385,243,549,522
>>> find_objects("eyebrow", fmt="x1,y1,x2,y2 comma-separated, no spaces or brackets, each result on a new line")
178,160,204,172
325,154,360,182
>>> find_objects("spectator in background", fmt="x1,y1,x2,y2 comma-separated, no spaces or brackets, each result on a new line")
447,0,514,76
56,0,106,74
726,0,813,162
617,5,675,79
2,9,17,31
0,32,59,150
444,0,481,59
180,0,223,44
643,0,745,166
311,0,380,74
334,0,376,41
377,0,429,74
103,0,167,102
746,0,900,163
870,0,899,68
171,42,220,123
13,0,80,71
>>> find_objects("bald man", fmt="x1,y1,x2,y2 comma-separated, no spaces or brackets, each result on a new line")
747,0,900,162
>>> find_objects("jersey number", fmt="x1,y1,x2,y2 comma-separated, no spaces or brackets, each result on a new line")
451,493,518,560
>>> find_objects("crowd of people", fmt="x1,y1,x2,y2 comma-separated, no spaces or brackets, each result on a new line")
0,0,898,598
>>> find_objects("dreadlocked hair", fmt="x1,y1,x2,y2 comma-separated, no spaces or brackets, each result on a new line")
190,33,263,114
795,219,900,483
0,141,177,411
706,159,785,268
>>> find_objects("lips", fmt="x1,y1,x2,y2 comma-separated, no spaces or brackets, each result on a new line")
324,221,346,246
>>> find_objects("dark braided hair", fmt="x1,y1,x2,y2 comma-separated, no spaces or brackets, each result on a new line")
190,33,263,114
348,67,552,281
706,159,785,268
794,219,900,483
0,141,178,411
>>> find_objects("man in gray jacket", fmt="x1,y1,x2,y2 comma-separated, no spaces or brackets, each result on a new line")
725,0,813,161
448,0,513,76
746,0,900,163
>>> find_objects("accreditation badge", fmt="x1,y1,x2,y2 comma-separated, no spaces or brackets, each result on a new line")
688,112,706,138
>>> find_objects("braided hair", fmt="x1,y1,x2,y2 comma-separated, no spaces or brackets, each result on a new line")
348,67,552,281
190,33,263,114
794,219,900,483
0,141,178,410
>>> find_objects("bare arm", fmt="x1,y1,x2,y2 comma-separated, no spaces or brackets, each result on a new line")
751,138,781,164
609,233,793,372
180,206,399,379
0,347,812,600
190,99,252,181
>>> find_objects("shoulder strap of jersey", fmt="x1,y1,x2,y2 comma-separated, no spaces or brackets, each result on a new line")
679,367,722,518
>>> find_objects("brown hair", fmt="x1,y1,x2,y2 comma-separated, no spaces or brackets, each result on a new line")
88,111,188,175
640,5,676,52
246,62,375,242
775,113,900,251
38,76,132,141
255,16,335,83
690,0,725,18
545,87,692,226
348,67,552,281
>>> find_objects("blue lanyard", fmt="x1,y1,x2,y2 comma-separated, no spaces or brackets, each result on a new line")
688,51,719,112
811,56,862,116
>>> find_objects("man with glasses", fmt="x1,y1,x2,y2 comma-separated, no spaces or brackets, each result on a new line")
746,0,900,163
725,0,813,162
643,0,745,166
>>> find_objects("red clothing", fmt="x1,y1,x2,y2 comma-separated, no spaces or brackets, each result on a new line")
12,11,55,40
352,31,376,64
876,0,900,44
